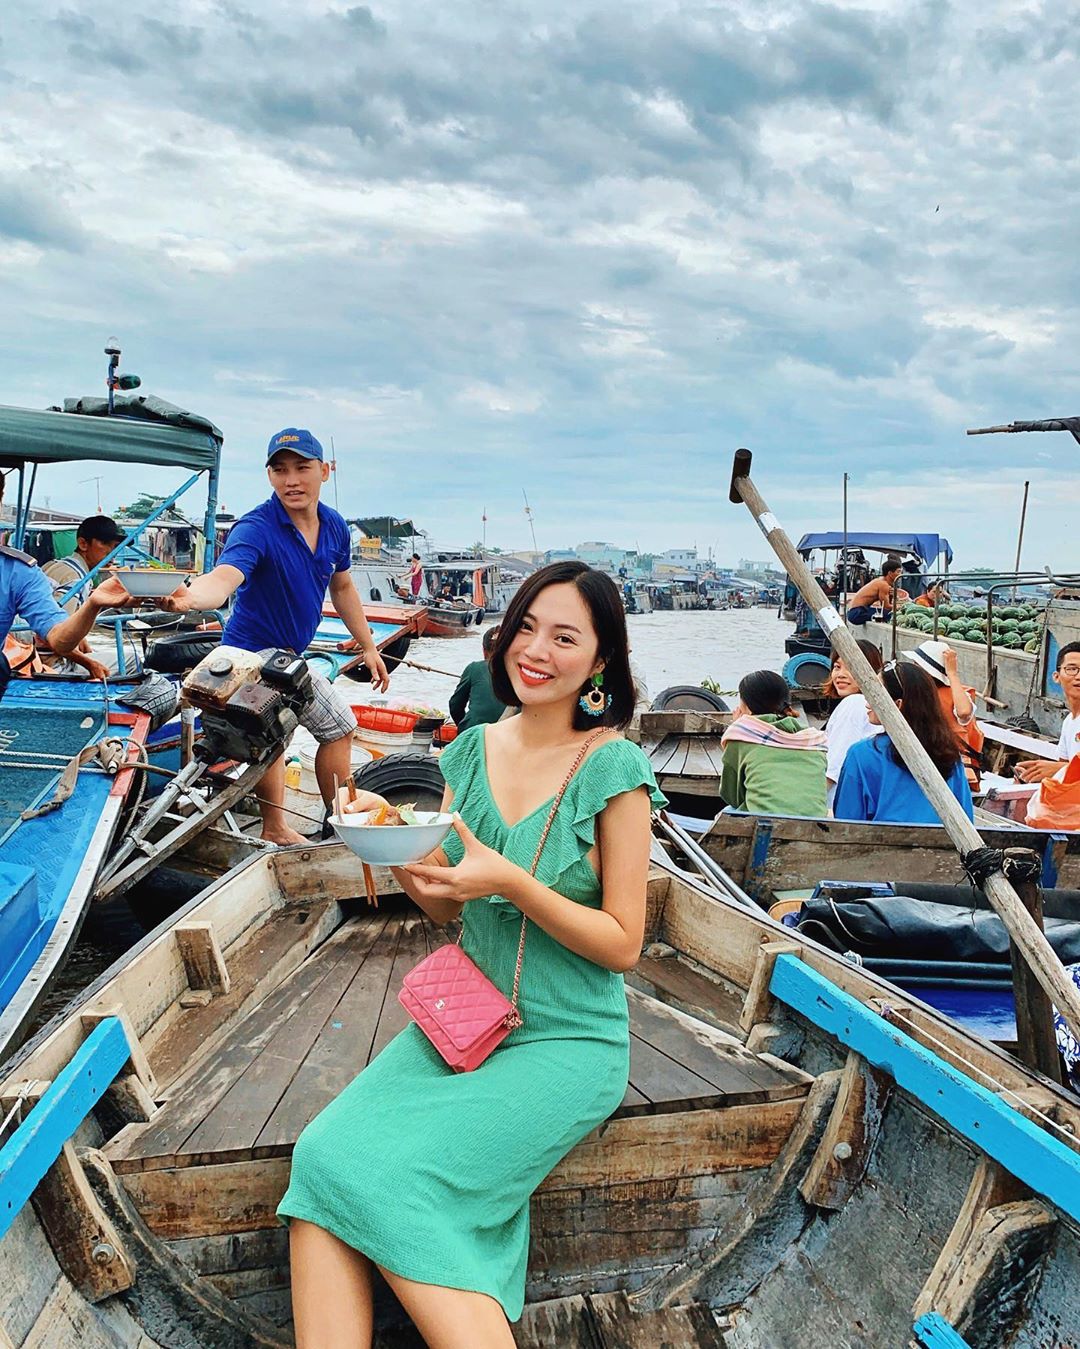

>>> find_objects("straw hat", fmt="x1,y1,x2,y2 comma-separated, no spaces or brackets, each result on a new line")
904,640,952,685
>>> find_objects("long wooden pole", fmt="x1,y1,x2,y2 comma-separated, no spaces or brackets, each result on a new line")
1012,480,1030,604
728,448,1080,1047
841,471,849,617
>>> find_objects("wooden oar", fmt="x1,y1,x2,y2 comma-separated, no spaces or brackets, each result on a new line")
728,447,1080,1048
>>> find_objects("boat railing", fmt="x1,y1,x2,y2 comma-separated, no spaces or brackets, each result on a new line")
770,951,1080,1349
0,1015,130,1241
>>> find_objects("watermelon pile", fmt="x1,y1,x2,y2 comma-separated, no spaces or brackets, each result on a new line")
892,603,1043,653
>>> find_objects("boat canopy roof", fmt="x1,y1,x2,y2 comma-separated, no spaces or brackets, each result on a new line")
0,394,223,471
425,560,498,572
796,531,953,566
352,515,418,541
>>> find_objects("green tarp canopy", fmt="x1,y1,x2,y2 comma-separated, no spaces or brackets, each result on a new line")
352,515,419,541
0,395,223,472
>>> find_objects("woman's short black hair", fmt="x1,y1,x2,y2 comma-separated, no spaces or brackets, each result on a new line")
481,625,500,657
738,669,792,716
488,561,635,730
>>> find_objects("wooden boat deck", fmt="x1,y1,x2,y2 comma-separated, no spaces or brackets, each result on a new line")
645,733,727,799
12,858,1080,1346
106,909,807,1177
634,709,731,801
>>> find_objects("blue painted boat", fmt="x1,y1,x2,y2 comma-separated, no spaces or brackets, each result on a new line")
0,679,147,1059
0,349,223,1053
1,855,1077,1344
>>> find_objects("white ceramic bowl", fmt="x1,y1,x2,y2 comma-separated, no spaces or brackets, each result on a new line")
115,568,194,599
330,810,454,866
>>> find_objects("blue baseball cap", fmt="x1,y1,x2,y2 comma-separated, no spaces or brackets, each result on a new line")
266,427,324,464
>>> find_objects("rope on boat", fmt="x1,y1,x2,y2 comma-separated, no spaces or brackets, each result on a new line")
19,738,127,819
0,1081,33,1136
0,748,101,763
880,1002,1079,1145
382,653,462,679
961,846,1043,889
961,847,1007,889
0,760,112,774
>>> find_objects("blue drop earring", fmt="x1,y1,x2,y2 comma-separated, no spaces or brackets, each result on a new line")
580,672,611,717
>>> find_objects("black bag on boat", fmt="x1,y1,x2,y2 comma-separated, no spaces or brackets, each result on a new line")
795,895,1080,966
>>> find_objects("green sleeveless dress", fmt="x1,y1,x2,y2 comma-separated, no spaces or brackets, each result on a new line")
278,727,666,1320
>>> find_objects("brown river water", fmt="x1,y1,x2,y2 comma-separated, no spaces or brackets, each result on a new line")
386,604,793,708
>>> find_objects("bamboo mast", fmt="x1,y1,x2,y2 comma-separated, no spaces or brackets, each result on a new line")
728,448,1080,1045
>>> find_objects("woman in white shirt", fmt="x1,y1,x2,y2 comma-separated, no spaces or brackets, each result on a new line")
824,639,884,809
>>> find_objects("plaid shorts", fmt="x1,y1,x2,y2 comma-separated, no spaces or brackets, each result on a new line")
256,650,356,745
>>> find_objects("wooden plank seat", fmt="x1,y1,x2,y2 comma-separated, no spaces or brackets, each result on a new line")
645,733,726,799
628,951,745,1035
105,911,809,1178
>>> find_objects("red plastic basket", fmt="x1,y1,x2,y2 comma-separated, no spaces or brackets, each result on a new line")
433,722,460,746
351,705,419,734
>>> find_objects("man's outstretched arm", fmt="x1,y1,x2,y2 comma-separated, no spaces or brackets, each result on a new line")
46,575,135,654
159,564,245,613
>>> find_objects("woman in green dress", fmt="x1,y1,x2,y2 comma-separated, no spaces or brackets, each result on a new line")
280,561,665,1348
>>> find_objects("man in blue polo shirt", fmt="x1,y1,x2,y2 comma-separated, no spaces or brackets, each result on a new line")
161,428,390,844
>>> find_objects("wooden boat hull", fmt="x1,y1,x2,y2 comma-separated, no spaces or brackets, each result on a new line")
0,680,148,1061
633,709,732,807
3,844,1080,1345
416,604,485,637
307,612,413,681
699,811,1080,899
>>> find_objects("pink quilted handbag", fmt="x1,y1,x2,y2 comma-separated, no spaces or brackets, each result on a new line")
398,729,607,1072
399,943,522,1072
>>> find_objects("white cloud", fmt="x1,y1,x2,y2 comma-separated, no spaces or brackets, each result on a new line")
456,383,543,415
0,0,1075,564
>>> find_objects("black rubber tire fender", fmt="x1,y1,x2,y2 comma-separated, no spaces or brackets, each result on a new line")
651,684,731,712
143,630,223,674
351,750,446,813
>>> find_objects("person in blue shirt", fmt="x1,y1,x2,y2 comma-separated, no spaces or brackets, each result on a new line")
833,660,974,824
1,475,133,699
160,429,390,844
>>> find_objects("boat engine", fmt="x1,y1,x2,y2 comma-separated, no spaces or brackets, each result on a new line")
182,647,314,764
95,647,316,905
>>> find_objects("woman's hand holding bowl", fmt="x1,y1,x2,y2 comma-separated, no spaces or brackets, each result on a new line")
403,816,518,904
335,787,390,818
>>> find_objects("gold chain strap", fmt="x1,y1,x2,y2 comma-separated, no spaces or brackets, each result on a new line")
506,728,609,1014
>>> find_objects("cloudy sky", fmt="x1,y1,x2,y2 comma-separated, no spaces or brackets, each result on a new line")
1,1,1076,567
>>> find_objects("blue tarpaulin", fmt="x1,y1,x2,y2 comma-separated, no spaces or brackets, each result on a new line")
796,532,953,566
